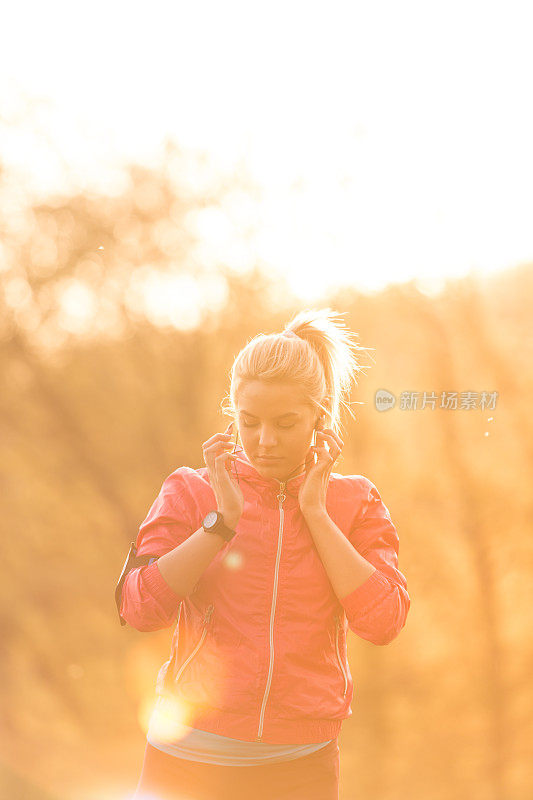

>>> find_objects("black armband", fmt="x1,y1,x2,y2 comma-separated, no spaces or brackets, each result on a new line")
115,541,159,626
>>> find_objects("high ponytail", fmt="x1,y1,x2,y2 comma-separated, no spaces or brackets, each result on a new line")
221,308,373,437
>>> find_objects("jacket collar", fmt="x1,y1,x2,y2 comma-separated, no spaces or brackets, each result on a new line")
231,448,307,497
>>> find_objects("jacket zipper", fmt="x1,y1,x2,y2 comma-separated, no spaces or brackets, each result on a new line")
335,614,348,698
171,604,214,686
255,480,287,741
162,603,182,694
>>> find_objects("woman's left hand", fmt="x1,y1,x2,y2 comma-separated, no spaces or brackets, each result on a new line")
298,427,344,517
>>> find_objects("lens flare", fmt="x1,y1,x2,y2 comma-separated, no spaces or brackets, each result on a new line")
145,694,194,744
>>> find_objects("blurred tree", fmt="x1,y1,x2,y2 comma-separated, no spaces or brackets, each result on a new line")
0,119,531,799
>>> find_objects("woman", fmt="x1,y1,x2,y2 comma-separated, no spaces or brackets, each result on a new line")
120,308,410,800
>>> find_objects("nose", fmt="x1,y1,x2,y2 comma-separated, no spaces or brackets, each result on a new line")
258,426,278,449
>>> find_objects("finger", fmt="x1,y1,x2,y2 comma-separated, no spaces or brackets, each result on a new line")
204,440,235,453
202,432,233,451
317,441,340,458
310,446,336,467
316,429,344,449
315,434,343,460
215,451,239,478
203,446,235,471
215,451,238,464
312,440,334,459
203,437,235,454
202,441,235,469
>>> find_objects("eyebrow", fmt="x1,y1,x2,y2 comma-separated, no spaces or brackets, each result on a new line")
239,410,300,420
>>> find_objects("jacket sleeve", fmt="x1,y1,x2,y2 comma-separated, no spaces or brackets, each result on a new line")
120,469,196,632
339,477,410,645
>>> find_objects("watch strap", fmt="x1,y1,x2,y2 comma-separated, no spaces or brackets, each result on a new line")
203,511,237,542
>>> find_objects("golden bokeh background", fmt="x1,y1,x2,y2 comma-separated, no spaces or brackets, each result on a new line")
1,3,533,799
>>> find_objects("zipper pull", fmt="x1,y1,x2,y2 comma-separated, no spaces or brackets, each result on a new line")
204,604,214,624
277,480,287,504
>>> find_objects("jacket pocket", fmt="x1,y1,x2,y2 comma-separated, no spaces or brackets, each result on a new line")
334,614,348,699
174,603,214,685
161,603,214,695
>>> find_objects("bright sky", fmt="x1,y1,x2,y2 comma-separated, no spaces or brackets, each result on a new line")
1,0,533,304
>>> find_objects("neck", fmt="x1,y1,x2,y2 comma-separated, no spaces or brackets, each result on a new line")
263,461,306,485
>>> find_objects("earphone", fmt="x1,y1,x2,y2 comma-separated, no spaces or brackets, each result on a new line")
311,414,326,449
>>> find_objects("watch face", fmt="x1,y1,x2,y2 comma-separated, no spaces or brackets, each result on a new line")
203,511,218,530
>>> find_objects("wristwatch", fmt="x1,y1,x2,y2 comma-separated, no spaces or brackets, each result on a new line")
202,511,237,542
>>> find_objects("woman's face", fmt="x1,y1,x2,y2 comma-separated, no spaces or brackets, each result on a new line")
235,379,319,483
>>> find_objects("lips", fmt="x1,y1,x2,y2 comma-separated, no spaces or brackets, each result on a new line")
257,456,282,461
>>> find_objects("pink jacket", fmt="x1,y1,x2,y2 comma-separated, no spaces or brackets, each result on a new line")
120,452,410,744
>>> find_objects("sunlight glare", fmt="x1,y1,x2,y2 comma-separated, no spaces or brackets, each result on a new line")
1,1,533,302
144,694,195,744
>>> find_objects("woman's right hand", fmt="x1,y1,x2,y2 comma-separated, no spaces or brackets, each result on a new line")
202,423,244,530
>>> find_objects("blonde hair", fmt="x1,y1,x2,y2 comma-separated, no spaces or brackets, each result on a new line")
221,308,374,437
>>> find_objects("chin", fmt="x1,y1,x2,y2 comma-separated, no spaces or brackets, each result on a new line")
255,458,299,483
255,460,281,472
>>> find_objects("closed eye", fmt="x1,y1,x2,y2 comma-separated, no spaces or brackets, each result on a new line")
242,422,295,429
